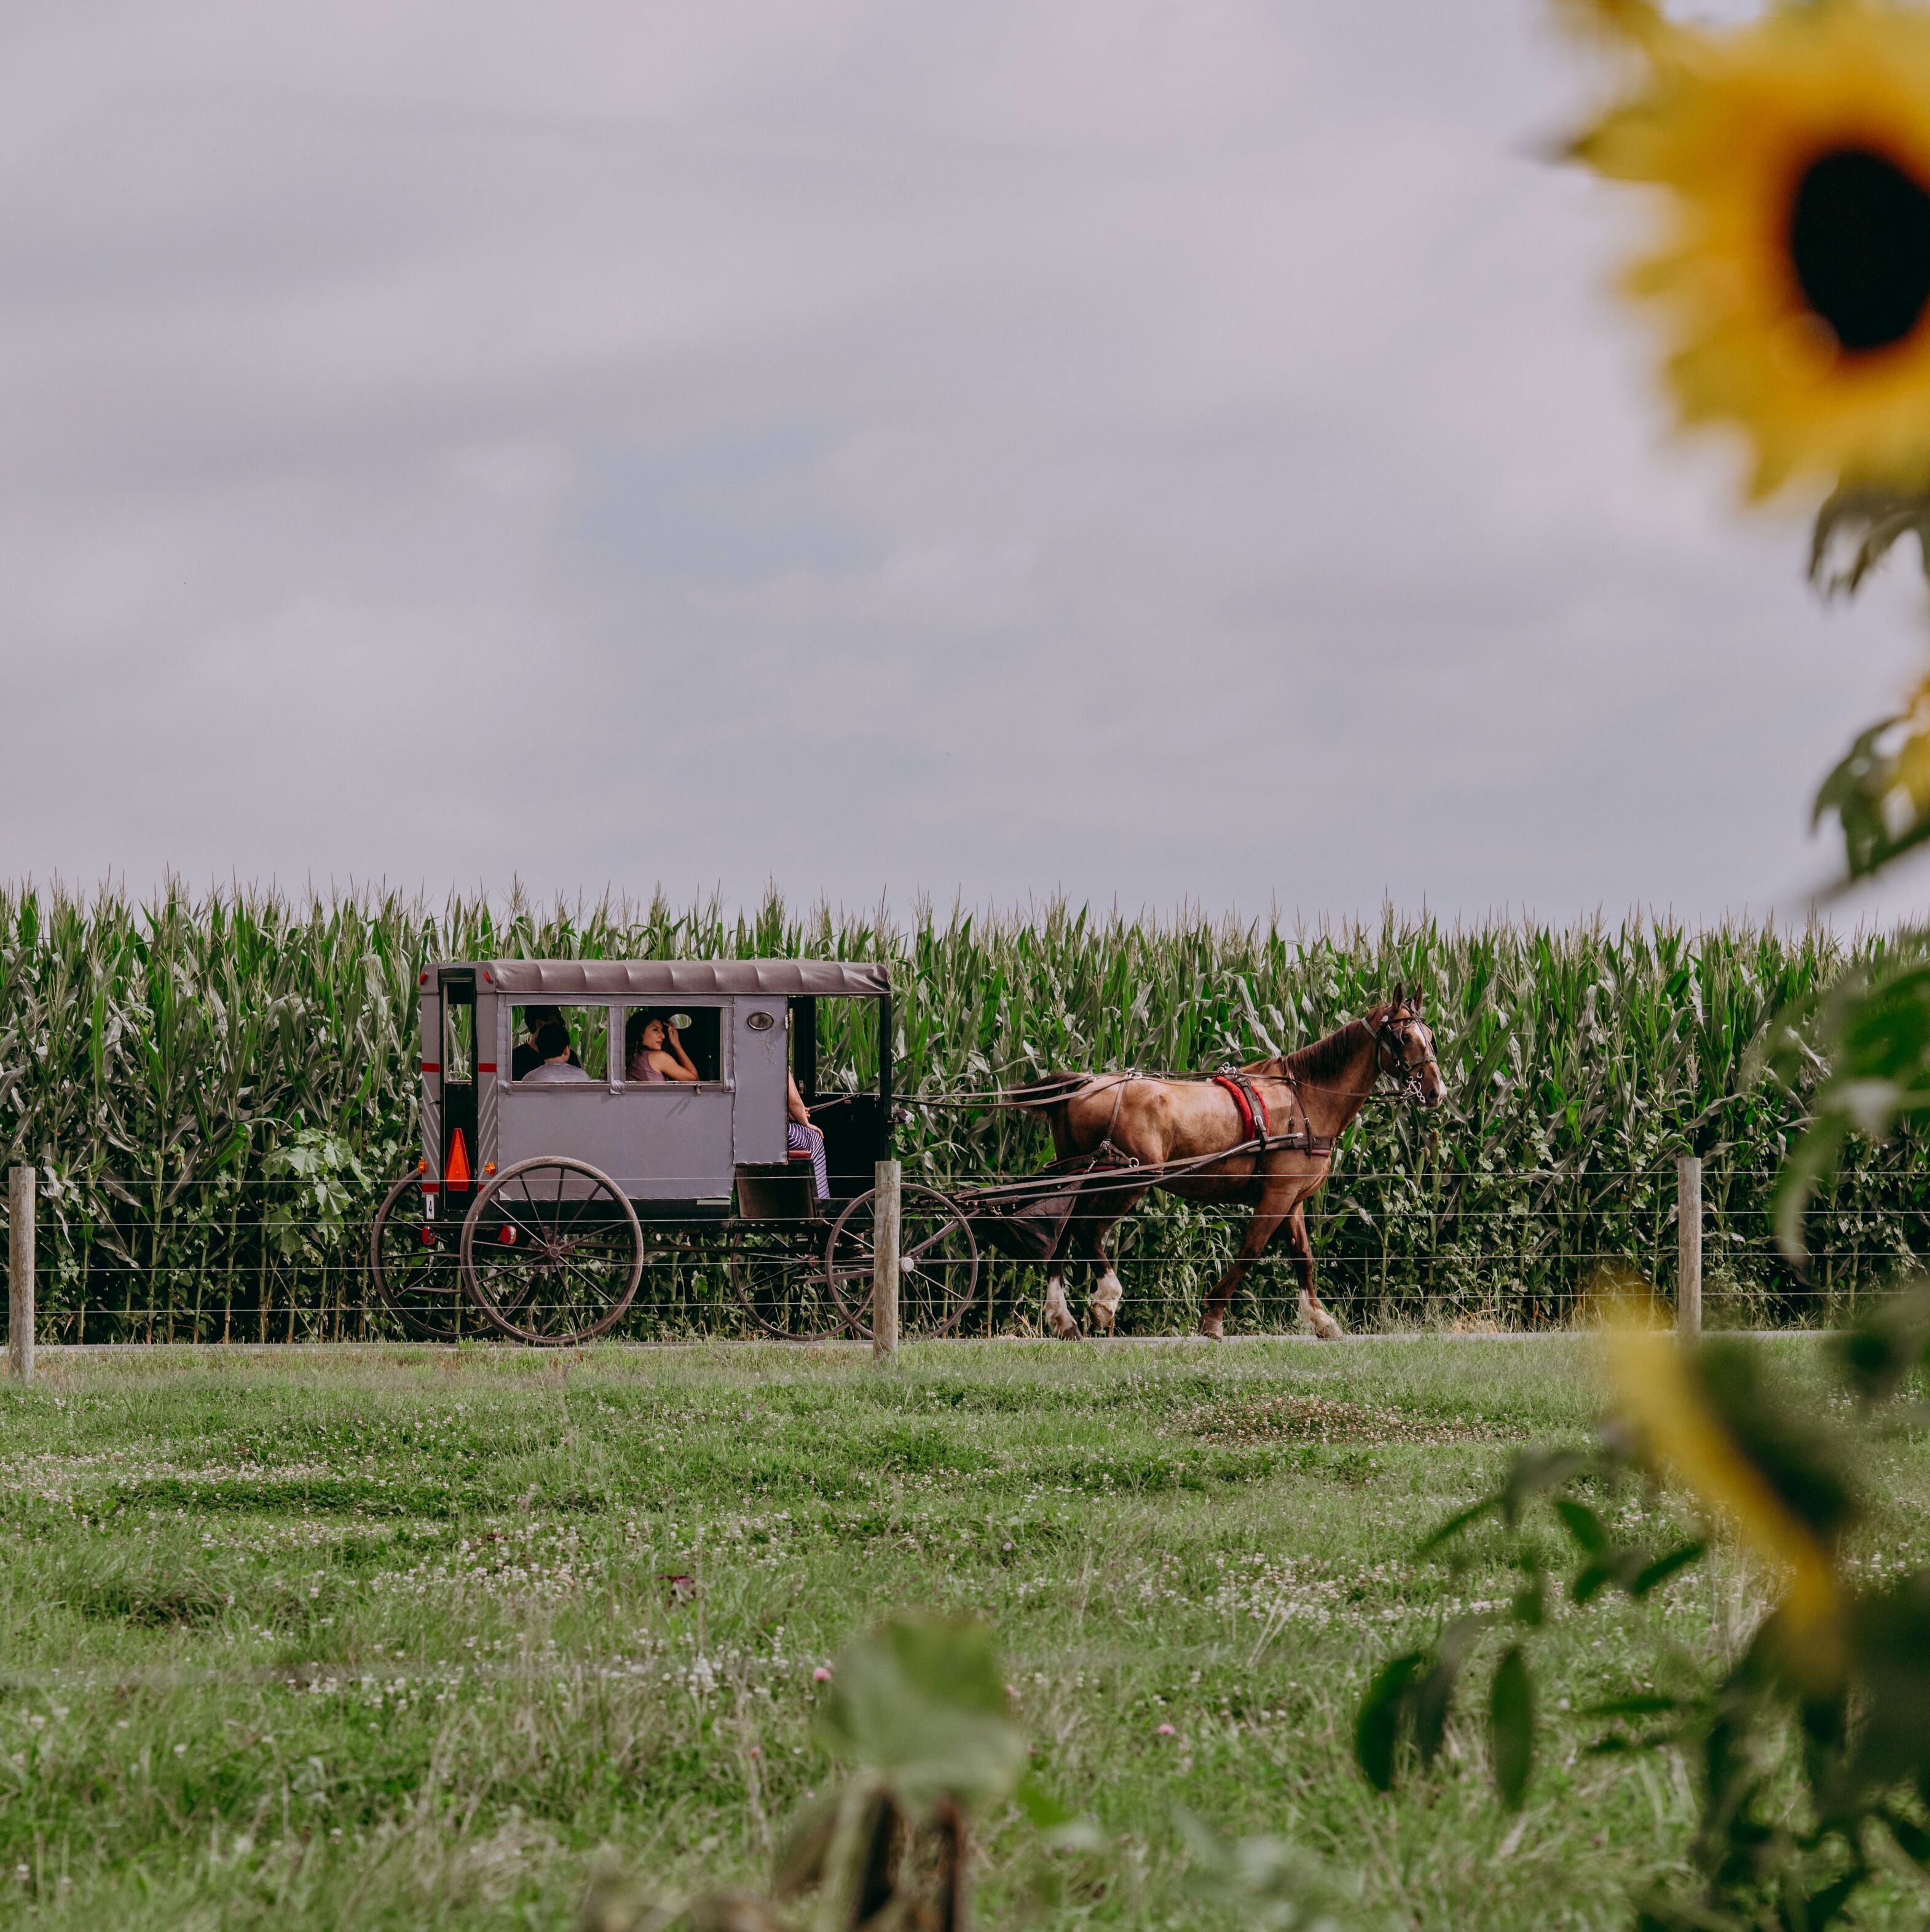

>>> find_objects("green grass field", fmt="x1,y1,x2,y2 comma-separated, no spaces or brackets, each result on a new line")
0,1339,1923,1930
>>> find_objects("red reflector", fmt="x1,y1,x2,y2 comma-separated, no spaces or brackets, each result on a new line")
446,1129,471,1191
420,1061,441,1074
498,1224,518,1245
419,1228,436,1247
478,1062,497,1074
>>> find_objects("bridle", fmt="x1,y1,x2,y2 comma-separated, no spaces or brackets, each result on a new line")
1368,1010,1441,1103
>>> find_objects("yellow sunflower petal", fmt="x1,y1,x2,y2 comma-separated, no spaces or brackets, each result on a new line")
1601,1301,1843,1681
1570,0,1930,496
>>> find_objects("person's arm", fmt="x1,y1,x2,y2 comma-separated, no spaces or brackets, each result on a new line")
655,1024,701,1082
787,1071,812,1126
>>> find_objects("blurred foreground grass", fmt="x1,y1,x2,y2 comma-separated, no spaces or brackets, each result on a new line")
2,1340,1927,1929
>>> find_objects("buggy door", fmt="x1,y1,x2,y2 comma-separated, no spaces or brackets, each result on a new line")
609,1001,734,1203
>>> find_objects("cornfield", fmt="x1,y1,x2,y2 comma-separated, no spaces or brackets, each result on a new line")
0,883,1921,1339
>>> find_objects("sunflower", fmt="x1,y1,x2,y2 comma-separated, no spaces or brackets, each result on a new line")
1572,0,1930,495
1601,1299,1846,1686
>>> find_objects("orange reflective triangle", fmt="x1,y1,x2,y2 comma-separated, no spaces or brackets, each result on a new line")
446,1128,472,1190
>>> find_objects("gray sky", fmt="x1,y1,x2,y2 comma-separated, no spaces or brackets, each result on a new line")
2,0,1925,926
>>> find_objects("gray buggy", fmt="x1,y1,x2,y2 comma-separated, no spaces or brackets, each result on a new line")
368,960,979,1344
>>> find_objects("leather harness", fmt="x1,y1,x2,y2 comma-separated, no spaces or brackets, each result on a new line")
1211,1071,1270,1147
1081,1015,1431,1203
1215,1068,1335,1201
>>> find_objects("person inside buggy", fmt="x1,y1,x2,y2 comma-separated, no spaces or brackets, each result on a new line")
521,1019,591,1085
786,1071,829,1201
624,1011,701,1084
511,1006,580,1081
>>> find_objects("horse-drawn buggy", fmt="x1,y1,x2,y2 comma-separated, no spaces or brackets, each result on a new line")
370,956,1446,1344
369,958,980,1344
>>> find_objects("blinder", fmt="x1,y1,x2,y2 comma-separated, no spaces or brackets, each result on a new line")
1371,1009,1440,1102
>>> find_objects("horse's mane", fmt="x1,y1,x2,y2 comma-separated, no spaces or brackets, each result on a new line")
1278,1006,1384,1084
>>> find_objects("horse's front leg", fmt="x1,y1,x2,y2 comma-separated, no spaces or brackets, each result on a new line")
1287,1201,1343,1339
1198,1200,1287,1339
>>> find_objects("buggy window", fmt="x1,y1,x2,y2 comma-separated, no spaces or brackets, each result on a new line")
624,1006,723,1084
511,1004,610,1082
443,993,474,1084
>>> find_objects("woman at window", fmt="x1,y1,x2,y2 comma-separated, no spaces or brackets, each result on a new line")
626,1013,699,1084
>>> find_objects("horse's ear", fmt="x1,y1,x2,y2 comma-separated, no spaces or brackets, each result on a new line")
1390,980,1404,1007
1411,988,1425,1015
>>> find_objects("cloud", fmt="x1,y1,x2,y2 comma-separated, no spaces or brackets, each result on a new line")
0,0,1916,923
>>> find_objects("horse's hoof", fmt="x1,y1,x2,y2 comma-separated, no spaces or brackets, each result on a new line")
1308,1310,1345,1341
1089,1306,1115,1336
1196,1318,1224,1341
1050,1319,1083,1341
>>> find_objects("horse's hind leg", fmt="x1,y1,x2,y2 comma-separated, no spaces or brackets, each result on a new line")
1288,1201,1344,1339
1087,1222,1127,1335
1042,1267,1080,1340
1041,1228,1081,1340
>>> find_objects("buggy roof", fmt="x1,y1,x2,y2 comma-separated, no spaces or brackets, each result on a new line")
439,959,891,998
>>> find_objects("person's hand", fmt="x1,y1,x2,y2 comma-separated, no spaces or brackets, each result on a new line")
664,1022,680,1047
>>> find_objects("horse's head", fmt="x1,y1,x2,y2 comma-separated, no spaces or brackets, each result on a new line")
1373,984,1446,1109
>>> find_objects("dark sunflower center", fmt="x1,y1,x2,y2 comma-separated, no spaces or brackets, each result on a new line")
1789,146,1930,353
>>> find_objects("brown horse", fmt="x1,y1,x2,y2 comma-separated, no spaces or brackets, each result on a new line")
1015,989,1445,1339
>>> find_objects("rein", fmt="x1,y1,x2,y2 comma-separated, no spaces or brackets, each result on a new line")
907,1011,1443,1111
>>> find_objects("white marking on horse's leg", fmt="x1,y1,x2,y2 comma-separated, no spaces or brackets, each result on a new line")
1044,1276,1080,1340
1299,1290,1345,1341
1089,1268,1123,1335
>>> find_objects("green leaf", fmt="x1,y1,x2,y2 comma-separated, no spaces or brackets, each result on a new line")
1629,1540,1706,1599
1797,1864,1867,1929
1415,1497,1499,1558
1881,1805,1930,1865
814,1615,1025,1815
1489,1645,1534,1811
1177,1810,1361,1931
1553,1497,1609,1555
1581,1693,1683,1720
1014,1772,1101,1850
1355,1651,1425,1791
1571,1560,1613,1606
1511,1564,1546,1630
1501,1448,1591,1526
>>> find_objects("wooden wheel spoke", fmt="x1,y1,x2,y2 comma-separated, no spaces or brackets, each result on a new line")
462,1158,643,1344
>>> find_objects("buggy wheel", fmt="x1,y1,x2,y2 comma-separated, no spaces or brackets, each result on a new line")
459,1157,644,1346
731,1221,855,1341
826,1185,979,1339
370,1172,473,1342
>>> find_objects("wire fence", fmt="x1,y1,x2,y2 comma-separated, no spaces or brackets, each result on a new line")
0,1157,1917,1343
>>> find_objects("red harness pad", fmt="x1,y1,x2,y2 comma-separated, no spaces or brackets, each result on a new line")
1211,1073,1271,1146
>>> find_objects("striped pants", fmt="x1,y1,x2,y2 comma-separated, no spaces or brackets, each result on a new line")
788,1121,829,1201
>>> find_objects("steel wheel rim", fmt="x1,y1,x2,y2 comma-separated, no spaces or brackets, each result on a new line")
732,1221,855,1340
825,1184,979,1338
370,1172,471,1342
460,1157,644,1346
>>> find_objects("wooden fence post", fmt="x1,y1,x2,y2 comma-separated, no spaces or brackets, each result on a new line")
1677,1155,1702,1339
872,1159,900,1366
9,1166,34,1384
